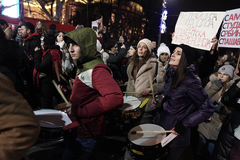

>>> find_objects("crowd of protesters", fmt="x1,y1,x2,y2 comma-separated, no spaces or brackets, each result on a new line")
0,17,240,160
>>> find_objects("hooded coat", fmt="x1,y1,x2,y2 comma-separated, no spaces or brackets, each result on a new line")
63,28,123,137
154,65,215,147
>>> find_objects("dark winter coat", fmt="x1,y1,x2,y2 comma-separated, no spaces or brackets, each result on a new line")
33,46,61,97
0,40,23,91
154,65,215,147
107,48,127,81
22,33,41,57
212,79,240,160
21,33,41,72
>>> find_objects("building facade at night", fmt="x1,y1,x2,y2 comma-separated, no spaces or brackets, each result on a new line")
22,0,148,44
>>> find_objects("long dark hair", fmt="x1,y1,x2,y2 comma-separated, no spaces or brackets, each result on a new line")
130,46,153,69
166,50,188,89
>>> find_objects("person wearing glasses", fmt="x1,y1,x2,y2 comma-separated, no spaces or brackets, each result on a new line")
36,20,48,37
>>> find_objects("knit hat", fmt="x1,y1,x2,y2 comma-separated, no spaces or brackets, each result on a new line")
49,24,56,30
218,65,234,78
137,38,152,52
157,43,171,57
179,44,201,66
43,34,55,46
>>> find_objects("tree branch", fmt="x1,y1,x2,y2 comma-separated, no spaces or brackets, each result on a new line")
36,0,54,20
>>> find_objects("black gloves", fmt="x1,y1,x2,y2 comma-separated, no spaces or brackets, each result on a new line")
214,80,223,88
174,122,186,135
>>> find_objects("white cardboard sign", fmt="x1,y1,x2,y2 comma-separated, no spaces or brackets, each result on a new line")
172,11,225,51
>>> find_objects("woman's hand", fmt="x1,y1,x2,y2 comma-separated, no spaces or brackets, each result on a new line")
151,99,156,108
237,80,240,89
140,88,151,95
121,44,126,49
66,103,72,115
171,127,179,135
34,46,40,51
211,36,218,49
234,68,239,75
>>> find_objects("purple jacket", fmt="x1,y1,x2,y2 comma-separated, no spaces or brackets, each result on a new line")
154,65,214,147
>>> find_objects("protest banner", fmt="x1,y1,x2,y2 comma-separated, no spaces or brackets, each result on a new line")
218,8,240,48
172,11,225,51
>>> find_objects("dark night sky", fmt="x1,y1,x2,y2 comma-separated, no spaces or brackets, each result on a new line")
137,0,240,42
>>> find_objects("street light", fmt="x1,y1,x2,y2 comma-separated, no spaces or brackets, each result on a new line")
158,0,168,47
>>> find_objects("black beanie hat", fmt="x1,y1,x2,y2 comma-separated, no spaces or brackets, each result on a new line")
179,44,201,66
49,24,56,30
65,38,77,46
43,34,55,46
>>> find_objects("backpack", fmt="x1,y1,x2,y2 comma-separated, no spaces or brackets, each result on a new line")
33,48,62,87
49,49,62,77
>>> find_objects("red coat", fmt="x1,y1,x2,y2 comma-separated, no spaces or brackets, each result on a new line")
69,64,123,137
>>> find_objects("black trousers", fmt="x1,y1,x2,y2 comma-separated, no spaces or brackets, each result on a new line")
167,147,185,160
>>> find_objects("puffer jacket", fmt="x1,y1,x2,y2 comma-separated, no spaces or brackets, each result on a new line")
212,79,240,160
154,65,215,147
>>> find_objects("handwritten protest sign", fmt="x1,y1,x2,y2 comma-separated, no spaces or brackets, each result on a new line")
172,12,225,51
218,8,240,48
